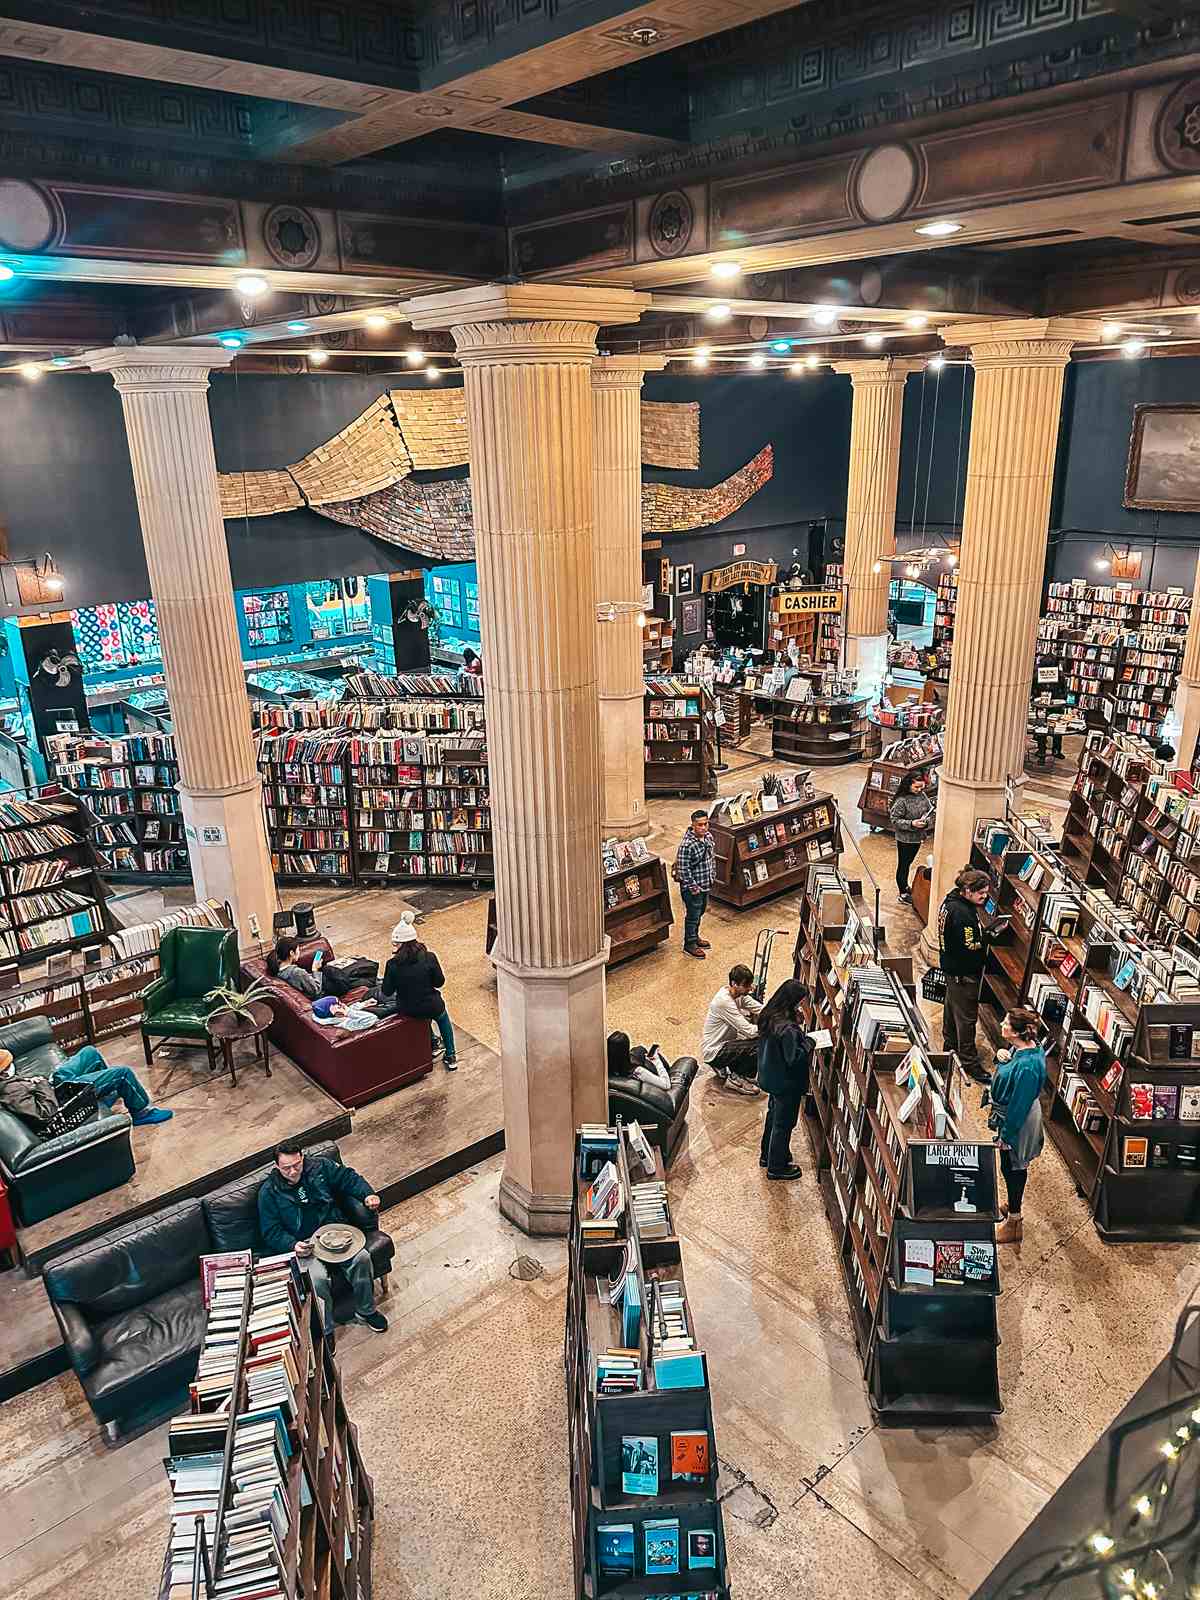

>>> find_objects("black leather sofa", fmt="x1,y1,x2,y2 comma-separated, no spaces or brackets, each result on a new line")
43,1141,394,1440
0,1017,135,1226
606,1034,699,1166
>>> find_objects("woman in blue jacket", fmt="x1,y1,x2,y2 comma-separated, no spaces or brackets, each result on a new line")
757,979,812,1181
990,1006,1047,1244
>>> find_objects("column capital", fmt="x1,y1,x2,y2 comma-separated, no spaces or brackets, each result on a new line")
592,354,670,389
403,281,651,338
83,344,236,391
941,317,1107,367
831,356,925,384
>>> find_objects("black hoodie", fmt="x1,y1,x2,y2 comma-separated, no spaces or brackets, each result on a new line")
938,891,988,978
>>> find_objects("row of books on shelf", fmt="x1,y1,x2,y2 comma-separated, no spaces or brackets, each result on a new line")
596,1519,718,1585
901,1237,995,1287
343,669,482,700
709,770,817,825
254,697,484,732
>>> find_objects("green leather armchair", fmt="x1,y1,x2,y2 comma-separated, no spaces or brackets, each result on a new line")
140,927,239,1070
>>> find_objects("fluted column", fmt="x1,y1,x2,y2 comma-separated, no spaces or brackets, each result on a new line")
592,356,666,838
84,347,275,944
1175,555,1200,769
924,320,1102,947
833,358,923,690
407,283,650,1234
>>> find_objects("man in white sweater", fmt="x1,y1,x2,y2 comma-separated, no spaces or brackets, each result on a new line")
700,964,762,1096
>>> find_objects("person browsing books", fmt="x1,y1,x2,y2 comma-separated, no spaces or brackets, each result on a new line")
988,1007,1047,1244
675,810,716,959
700,964,762,1095
938,866,1004,1085
380,913,457,1069
757,979,813,1180
257,1140,387,1338
888,772,935,903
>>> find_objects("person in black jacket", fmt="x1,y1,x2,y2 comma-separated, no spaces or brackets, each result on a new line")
381,913,457,1069
756,979,812,1181
937,866,999,1084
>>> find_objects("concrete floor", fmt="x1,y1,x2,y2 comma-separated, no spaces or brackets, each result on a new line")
4,731,1187,1600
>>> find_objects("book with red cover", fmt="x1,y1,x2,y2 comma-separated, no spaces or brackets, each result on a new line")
1128,1081,1155,1120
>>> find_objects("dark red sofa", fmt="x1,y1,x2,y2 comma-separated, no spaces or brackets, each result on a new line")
241,941,433,1108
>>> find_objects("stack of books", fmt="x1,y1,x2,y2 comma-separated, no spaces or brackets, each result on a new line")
630,1178,670,1241
219,1403,295,1597
243,1255,305,1423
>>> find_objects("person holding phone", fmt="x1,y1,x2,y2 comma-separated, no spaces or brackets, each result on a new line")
888,771,936,903
937,867,1004,1085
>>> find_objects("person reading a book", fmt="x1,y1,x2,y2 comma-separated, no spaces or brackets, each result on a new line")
756,979,813,1180
988,1007,1047,1244
380,913,457,1069
938,866,1003,1085
257,1140,388,1337
675,811,716,960
0,1044,173,1126
888,772,935,903
700,964,762,1095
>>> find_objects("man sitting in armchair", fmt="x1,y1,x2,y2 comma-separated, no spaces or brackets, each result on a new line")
257,1139,389,1343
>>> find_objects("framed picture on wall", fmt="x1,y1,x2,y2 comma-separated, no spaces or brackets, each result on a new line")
1125,404,1200,512
681,597,703,636
675,563,695,597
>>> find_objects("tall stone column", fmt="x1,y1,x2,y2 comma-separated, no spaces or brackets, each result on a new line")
84,347,276,945
832,357,922,691
923,320,1101,948
592,355,665,839
1174,554,1200,769
407,284,649,1234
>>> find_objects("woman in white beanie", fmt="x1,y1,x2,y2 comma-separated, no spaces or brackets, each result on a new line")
380,913,457,1069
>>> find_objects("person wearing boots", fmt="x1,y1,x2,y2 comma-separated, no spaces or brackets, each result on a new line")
756,979,812,1180
888,771,935,903
989,1007,1047,1244
938,866,1004,1084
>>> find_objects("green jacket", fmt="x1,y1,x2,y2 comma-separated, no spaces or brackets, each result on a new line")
256,1155,372,1255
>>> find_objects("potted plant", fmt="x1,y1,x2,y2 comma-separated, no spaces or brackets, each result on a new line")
204,977,274,1022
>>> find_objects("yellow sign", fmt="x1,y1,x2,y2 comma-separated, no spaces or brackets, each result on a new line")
776,588,843,616
701,560,777,594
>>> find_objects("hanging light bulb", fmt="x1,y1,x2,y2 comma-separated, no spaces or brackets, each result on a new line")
748,352,766,370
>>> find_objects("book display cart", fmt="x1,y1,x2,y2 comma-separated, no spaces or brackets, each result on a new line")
566,1124,731,1600
793,865,1002,1422
0,795,112,966
643,680,718,799
857,733,942,832
160,1257,373,1600
709,780,841,908
716,688,752,745
47,731,188,884
771,694,881,767
642,617,674,675
601,840,674,965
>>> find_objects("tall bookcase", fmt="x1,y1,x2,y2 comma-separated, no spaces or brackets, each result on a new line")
350,733,491,884
565,1125,731,1600
642,617,674,675
771,694,881,766
767,591,818,659
0,795,111,965
794,866,1002,1421
643,680,717,799
709,788,841,907
258,731,355,886
47,731,188,884
818,563,843,666
928,571,957,685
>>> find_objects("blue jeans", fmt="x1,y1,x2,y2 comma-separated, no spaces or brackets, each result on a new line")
431,1008,456,1059
53,1047,150,1116
300,1248,375,1332
681,887,708,947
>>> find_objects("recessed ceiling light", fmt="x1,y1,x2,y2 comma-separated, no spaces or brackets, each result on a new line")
234,273,269,298
811,306,839,328
1122,339,1146,359
425,364,441,379
905,314,929,330
0,265,14,283
308,348,328,365
19,363,40,380
706,303,732,322
364,312,390,330
1101,322,1122,341
286,320,309,333
805,354,819,369
863,332,885,349
789,361,806,376
405,346,425,365
748,353,766,369
690,353,709,369
928,355,946,371
915,220,963,238
218,334,244,349
710,261,741,280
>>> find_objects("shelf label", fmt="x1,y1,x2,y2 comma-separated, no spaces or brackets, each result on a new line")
923,1141,980,1167
776,589,843,616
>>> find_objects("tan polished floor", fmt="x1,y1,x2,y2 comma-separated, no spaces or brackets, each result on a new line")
6,734,1184,1600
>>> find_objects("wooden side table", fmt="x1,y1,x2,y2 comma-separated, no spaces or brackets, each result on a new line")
207,1000,273,1088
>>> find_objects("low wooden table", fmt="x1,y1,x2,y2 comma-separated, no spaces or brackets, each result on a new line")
207,1000,273,1087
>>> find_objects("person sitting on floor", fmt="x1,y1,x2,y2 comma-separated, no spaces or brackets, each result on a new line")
257,1139,387,1340
380,913,457,1070
700,963,762,1096
0,1043,173,1126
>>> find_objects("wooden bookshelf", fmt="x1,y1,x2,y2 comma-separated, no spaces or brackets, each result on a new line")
767,590,819,660
716,687,752,744
258,731,355,887
818,564,842,666
929,571,956,685
566,1125,731,1599
709,789,841,907
857,733,942,832
603,854,674,965
643,680,717,799
771,694,881,767
47,731,189,884
0,795,112,966
350,733,492,885
793,865,1002,1422
642,616,674,675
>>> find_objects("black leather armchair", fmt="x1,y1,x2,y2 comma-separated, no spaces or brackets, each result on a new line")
606,1033,698,1166
0,1017,134,1226
43,1141,394,1439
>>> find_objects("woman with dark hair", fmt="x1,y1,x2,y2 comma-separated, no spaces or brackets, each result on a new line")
989,1006,1047,1244
266,936,321,998
756,978,812,1181
888,770,935,903
381,913,457,1069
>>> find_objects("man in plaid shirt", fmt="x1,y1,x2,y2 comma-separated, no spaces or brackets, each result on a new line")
675,809,716,958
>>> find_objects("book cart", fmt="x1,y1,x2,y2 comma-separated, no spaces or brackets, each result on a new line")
47,730,188,885
716,688,752,746
857,733,942,833
794,866,1003,1422
644,680,718,799
974,807,1200,1240
487,846,674,969
770,694,881,767
159,1261,373,1600
709,784,841,909
566,1125,731,1599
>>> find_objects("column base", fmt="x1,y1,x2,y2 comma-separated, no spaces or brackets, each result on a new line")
1174,679,1200,772
600,691,648,839
493,945,608,1238
844,632,889,699
180,784,277,952
919,774,1009,963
